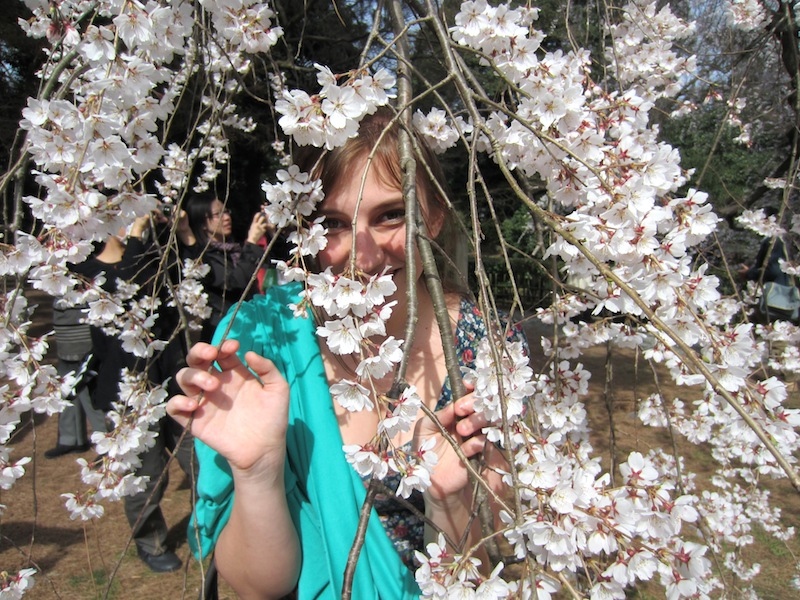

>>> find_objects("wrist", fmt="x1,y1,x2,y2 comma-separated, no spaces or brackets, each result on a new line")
230,447,286,488
425,487,472,515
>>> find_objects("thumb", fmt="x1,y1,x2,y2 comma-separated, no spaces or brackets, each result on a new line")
243,351,280,384
243,352,290,402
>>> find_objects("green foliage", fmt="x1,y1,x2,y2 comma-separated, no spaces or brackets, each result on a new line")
659,104,780,213
500,206,538,255
478,254,550,309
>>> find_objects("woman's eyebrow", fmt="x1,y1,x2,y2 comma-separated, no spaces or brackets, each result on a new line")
317,207,348,217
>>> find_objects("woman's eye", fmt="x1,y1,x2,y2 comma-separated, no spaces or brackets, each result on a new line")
381,210,405,223
323,217,347,231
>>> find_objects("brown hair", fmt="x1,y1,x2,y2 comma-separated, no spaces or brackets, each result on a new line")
294,107,465,291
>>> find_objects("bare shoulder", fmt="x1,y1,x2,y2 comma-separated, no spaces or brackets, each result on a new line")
444,292,463,317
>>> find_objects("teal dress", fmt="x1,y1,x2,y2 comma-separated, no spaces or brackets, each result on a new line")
189,283,420,599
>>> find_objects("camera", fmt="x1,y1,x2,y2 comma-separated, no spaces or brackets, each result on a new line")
159,203,174,217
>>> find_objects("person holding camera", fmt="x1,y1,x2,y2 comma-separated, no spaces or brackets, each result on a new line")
182,194,269,342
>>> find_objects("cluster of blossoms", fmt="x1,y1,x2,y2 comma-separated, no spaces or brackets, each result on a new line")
396,0,800,596
3,3,285,584
735,208,800,374
517,355,710,596
275,63,396,149
415,533,512,598
0,291,59,588
606,0,697,96
465,338,531,425
0,448,32,493
82,277,167,359
414,332,714,598
168,259,214,331
0,288,69,449
412,108,472,154
725,0,768,31
0,568,36,599
62,369,169,520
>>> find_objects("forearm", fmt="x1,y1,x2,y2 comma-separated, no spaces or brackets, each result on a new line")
424,490,489,568
178,227,196,247
215,463,301,599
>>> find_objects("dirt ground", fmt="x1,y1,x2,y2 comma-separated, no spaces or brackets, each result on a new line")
3,290,800,599
1,289,231,600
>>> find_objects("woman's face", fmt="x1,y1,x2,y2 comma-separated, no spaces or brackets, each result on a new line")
317,157,440,295
206,199,232,242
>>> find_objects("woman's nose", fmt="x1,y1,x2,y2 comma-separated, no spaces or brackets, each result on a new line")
354,228,384,274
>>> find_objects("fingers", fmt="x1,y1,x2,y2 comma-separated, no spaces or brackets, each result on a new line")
177,340,281,397
251,212,268,230
435,391,489,439
459,433,488,458
455,412,488,438
214,340,251,372
184,338,278,379
432,401,458,429
175,363,221,398
166,395,200,427
178,340,242,395
185,339,241,369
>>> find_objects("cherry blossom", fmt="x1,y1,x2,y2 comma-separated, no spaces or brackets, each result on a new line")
0,567,36,599
331,380,374,412
0,450,31,490
725,0,768,31
344,444,389,480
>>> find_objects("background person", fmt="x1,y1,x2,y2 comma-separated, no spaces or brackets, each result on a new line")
255,219,292,293
183,194,268,342
44,294,107,458
73,213,195,573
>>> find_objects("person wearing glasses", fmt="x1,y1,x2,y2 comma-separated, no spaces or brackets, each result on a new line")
184,194,269,342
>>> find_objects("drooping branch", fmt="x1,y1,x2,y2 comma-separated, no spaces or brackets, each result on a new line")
494,148,800,492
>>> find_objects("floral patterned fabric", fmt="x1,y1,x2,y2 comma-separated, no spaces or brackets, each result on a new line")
362,297,527,569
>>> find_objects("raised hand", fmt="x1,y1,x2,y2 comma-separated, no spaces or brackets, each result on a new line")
246,212,269,245
167,339,290,475
414,384,492,507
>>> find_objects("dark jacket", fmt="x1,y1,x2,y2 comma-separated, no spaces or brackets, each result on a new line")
746,237,790,286
72,236,186,411
182,240,264,342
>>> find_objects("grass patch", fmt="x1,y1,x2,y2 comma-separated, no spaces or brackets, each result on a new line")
66,567,121,599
